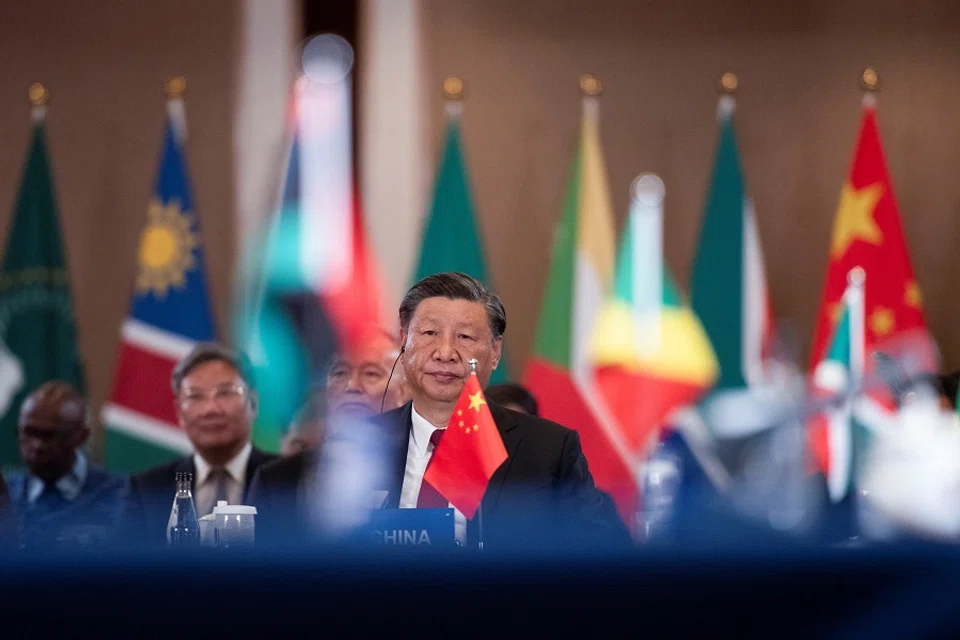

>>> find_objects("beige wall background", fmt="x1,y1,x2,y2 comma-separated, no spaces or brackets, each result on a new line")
0,1,240,457
414,0,960,377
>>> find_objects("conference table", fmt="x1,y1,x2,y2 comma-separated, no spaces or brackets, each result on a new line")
4,540,958,637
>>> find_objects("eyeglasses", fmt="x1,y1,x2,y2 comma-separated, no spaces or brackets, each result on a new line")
179,384,249,411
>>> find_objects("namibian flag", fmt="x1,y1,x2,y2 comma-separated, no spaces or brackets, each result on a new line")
103,90,217,473
590,177,718,455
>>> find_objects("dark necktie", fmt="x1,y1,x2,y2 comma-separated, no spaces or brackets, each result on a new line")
417,429,448,508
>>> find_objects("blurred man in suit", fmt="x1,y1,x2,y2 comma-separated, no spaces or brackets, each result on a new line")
485,382,539,416
5,381,127,550
249,327,410,543
280,389,325,458
126,343,276,548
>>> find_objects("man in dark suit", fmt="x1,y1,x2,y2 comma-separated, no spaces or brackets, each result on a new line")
125,343,276,548
249,326,410,544
5,381,127,550
254,272,629,550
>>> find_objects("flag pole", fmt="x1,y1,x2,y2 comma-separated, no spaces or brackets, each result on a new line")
469,357,486,551
29,83,48,123
860,67,879,109
717,71,737,121
443,75,465,119
629,173,665,358
165,76,188,143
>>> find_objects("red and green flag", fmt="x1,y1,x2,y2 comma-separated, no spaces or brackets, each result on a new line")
523,95,636,523
809,93,927,479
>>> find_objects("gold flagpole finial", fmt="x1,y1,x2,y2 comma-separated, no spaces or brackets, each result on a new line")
29,83,49,107
718,72,739,95
579,74,602,97
443,76,465,101
165,76,187,99
860,67,880,92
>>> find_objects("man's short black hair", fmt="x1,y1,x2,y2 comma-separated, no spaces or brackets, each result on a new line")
399,272,506,339
171,342,255,394
485,383,538,416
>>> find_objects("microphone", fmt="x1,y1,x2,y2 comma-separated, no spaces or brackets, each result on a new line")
380,347,404,413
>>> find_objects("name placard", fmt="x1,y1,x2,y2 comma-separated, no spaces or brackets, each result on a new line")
365,508,455,548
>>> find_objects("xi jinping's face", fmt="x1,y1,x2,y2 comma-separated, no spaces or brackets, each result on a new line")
400,296,502,408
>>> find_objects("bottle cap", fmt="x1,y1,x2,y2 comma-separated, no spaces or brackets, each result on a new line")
213,503,257,515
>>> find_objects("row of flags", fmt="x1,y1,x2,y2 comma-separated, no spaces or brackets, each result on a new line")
524,86,929,525
0,70,932,535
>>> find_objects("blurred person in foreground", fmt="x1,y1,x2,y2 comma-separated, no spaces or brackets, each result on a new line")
280,388,326,457
5,382,127,550
249,327,410,543
125,343,276,548
0,473,11,546
363,272,628,550
485,382,539,416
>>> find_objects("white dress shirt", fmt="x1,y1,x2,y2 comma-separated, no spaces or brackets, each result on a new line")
194,441,251,516
26,451,88,503
399,405,467,545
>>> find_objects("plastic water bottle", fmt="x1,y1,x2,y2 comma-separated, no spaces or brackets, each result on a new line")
169,472,200,550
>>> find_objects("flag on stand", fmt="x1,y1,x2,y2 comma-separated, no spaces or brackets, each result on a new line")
523,86,636,524
424,371,507,519
691,91,771,390
0,101,84,468
812,270,866,503
810,95,926,367
413,101,508,382
809,93,927,480
590,177,718,454
103,92,217,473
237,74,382,452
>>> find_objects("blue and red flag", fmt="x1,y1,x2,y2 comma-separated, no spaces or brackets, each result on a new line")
103,97,217,473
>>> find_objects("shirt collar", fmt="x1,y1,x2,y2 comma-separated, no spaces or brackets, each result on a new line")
26,451,88,503
193,441,252,486
410,404,445,457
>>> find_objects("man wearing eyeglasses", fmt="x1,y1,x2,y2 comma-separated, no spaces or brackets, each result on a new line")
5,381,127,549
126,343,276,548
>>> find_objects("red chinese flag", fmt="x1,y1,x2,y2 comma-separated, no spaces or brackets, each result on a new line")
808,96,928,473
424,373,507,519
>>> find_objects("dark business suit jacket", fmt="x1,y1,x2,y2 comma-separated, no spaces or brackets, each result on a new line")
6,465,128,549
250,401,630,550
125,446,276,549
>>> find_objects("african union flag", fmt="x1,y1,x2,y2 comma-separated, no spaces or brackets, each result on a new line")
102,88,216,473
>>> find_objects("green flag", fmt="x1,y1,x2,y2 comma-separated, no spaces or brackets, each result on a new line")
413,115,508,382
0,116,85,468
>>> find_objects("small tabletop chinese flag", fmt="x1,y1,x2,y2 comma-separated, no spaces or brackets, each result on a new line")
424,372,507,519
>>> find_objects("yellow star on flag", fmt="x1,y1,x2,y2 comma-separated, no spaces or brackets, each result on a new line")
830,182,884,258
869,306,895,338
459,420,464,427
905,281,922,308
457,409,462,416
468,391,487,412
